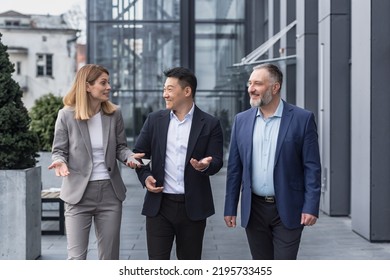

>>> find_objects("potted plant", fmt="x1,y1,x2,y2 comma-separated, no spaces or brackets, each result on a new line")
29,93,63,189
0,32,41,259
30,93,63,152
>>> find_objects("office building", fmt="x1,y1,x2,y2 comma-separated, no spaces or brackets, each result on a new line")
87,0,390,242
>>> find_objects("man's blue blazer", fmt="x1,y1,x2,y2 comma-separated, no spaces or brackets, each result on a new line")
224,100,321,229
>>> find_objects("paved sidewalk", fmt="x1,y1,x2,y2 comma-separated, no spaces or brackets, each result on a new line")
40,167,390,260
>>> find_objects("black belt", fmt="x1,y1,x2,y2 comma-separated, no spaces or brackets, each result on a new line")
253,194,276,203
163,193,185,202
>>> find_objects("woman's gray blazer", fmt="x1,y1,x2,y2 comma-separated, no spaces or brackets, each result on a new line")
52,107,132,204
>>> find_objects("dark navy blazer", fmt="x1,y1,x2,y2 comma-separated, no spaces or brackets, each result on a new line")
134,105,223,221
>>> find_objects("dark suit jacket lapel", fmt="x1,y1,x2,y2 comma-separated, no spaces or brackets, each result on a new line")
158,110,171,161
185,106,204,164
77,119,93,160
274,100,293,166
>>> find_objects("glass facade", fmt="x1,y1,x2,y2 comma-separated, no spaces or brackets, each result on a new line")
87,0,247,149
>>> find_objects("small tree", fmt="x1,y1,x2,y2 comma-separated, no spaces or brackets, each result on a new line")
30,93,63,151
0,32,39,169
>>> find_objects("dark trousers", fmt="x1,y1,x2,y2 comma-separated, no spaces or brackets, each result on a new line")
146,194,206,260
245,194,303,260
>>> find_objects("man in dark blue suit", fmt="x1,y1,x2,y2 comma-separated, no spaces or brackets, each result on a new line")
134,67,223,260
224,63,321,260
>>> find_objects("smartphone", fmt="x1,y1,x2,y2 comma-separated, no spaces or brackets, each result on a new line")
128,157,151,166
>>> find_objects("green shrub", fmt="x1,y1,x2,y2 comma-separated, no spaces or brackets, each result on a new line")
0,33,39,169
30,93,63,151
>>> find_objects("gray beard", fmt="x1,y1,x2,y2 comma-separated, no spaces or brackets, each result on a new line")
250,89,273,108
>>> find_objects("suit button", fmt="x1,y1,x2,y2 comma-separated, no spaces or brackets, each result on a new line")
108,167,111,172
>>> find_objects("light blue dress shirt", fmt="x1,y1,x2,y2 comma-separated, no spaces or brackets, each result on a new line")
163,103,194,194
251,100,283,196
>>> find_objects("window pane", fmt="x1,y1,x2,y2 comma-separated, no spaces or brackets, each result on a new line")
88,0,116,21
128,0,180,20
37,65,44,76
16,62,21,75
195,23,245,90
89,0,180,21
89,22,180,91
46,55,53,76
195,91,243,150
111,90,164,146
195,0,245,20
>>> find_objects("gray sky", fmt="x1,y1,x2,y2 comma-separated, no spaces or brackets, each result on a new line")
0,0,85,15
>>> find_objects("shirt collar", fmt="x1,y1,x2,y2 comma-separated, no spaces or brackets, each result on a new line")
256,99,284,119
170,102,195,122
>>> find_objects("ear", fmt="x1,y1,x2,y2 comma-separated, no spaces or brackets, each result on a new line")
184,86,192,97
273,82,281,94
86,82,91,93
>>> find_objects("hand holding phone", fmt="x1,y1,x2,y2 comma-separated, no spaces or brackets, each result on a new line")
127,154,150,167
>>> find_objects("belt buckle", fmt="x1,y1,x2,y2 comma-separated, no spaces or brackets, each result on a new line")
264,196,275,203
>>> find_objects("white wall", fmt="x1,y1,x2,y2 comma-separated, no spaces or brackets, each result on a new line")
1,24,77,109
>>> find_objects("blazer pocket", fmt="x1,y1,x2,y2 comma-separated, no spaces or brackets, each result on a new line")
283,137,303,154
290,183,304,191
192,135,209,159
196,134,209,145
284,136,301,143
67,167,82,175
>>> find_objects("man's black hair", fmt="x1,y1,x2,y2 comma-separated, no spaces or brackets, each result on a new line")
164,67,197,98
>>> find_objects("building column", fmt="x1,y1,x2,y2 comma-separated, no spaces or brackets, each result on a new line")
279,0,296,103
295,0,318,118
318,0,351,216
351,0,390,241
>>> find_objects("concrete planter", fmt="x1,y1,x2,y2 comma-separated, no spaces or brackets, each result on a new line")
0,167,41,259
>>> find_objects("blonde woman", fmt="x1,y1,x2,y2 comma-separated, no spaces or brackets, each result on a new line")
49,64,143,260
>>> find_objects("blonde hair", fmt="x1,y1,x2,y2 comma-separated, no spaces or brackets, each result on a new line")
63,64,117,120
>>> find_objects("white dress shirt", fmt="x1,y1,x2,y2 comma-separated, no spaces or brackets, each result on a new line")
163,104,194,194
